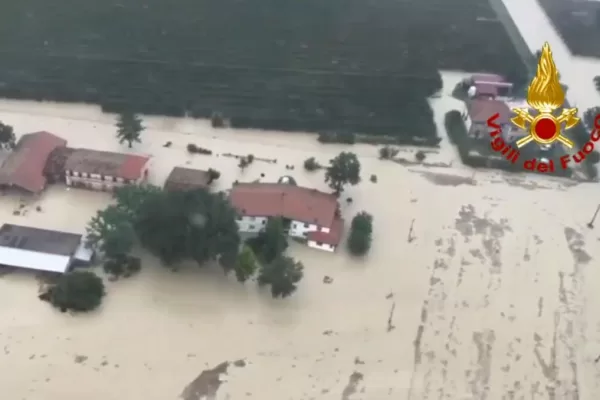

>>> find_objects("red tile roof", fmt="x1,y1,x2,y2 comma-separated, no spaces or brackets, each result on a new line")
307,217,344,246
65,149,149,180
467,99,512,124
0,131,67,193
230,183,338,227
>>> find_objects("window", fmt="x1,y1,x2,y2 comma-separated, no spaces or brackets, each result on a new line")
316,241,323,246
304,223,309,228
249,224,255,230
113,176,117,182
262,219,267,225
101,174,105,181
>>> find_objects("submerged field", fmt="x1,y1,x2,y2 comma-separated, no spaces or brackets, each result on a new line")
536,0,600,59
0,0,526,139
0,92,599,399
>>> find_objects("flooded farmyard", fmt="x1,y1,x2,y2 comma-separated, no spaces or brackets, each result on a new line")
0,81,599,400
2,1,600,396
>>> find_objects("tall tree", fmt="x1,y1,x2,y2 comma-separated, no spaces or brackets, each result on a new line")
584,107,600,131
49,271,105,312
113,185,241,270
235,245,258,282
86,205,136,260
116,112,144,148
0,122,16,150
347,211,373,256
325,151,361,194
258,255,304,298
246,217,288,264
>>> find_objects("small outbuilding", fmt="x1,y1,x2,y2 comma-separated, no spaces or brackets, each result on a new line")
0,223,91,274
164,167,213,192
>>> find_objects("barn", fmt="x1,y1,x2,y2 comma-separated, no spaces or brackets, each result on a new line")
0,224,92,274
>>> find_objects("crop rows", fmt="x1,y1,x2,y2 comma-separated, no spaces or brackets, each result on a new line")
0,0,527,137
536,0,600,58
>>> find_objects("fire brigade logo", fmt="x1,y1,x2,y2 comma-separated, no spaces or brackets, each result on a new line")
511,42,579,148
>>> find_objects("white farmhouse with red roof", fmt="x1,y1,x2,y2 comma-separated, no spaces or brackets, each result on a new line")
229,182,344,252
64,149,150,192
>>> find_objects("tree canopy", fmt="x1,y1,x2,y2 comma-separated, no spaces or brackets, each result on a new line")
247,217,288,264
87,184,307,297
347,211,373,256
86,205,135,260
325,152,361,194
50,271,105,312
235,245,258,283
116,112,144,148
113,185,241,270
258,255,304,298
0,122,16,150
584,107,600,131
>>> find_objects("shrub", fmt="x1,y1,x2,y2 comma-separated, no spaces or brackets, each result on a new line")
187,143,213,155
304,157,320,171
379,146,399,159
50,271,105,312
207,168,221,182
247,154,254,164
103,255,142,278
187,143,198,153
415,150,426,161
347,211,373,256
370,174,377,183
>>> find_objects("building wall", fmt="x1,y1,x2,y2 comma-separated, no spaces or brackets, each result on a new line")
236,216,268,233
236,216,331,238
307,240,335,252
65,166,148,192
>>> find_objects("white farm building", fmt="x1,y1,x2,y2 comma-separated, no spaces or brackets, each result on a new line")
229,182,344,252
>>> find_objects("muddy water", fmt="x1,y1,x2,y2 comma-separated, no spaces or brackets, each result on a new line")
1,11,600,396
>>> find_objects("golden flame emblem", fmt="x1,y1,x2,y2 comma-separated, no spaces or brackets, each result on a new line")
511,42,578,148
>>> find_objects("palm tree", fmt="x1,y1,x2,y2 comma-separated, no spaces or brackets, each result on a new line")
116,112,144,148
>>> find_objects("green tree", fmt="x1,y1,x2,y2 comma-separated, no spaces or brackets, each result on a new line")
86,205,135,261
347,211,373,255
113,184,162,222
235,244,258,282
116,185,240,270
258,255,304,298
247,217,288,264
303,157,321,171
116,112,144,148
325,152,361,194
0,122,16,150
584,107,600,130
50,271,105,312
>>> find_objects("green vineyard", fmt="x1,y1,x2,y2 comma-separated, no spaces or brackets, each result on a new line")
0,0,527,140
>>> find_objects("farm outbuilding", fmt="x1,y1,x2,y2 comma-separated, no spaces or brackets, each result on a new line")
0,223,91,274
